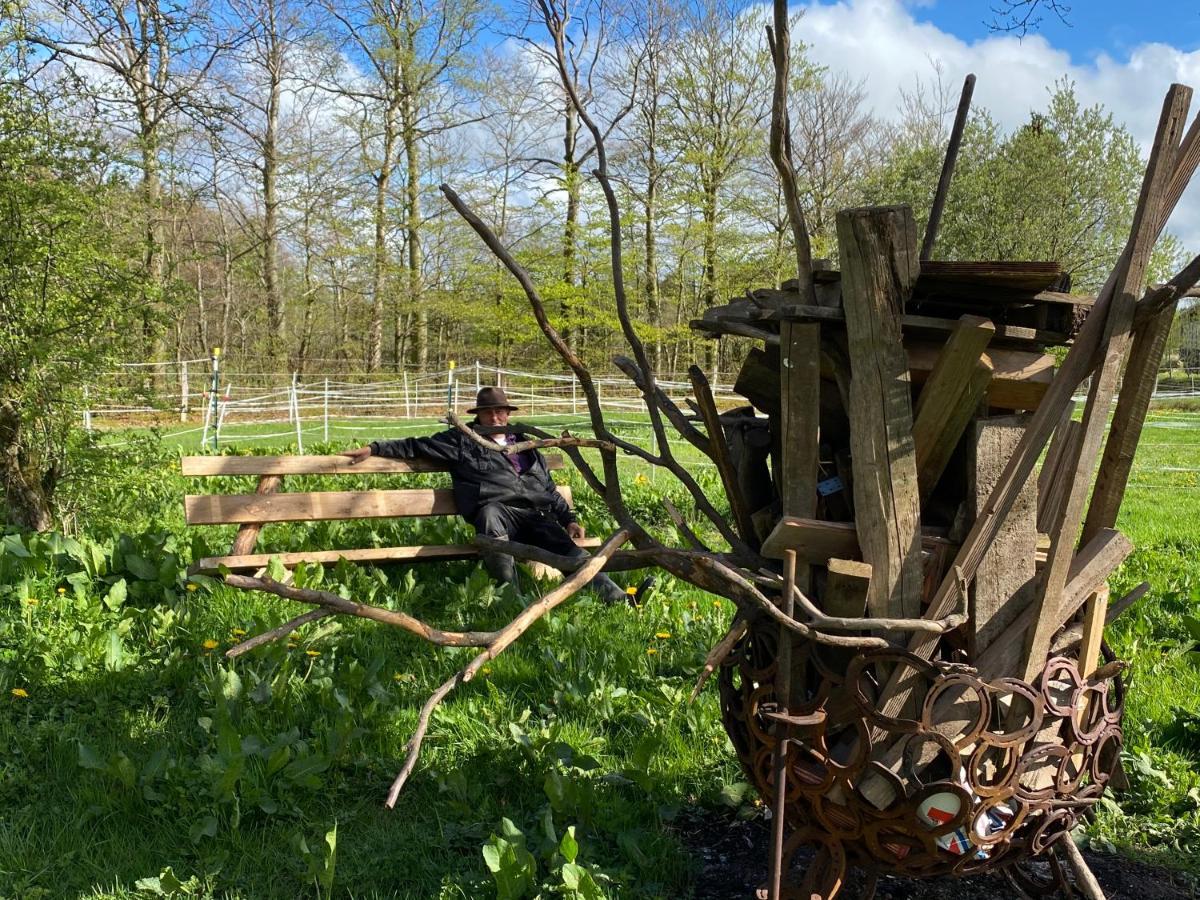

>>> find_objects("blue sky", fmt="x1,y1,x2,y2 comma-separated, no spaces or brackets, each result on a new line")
788,0,1200,252
913,1,1200,63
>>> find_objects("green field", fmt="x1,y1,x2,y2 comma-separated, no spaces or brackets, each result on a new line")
3,410,1200,897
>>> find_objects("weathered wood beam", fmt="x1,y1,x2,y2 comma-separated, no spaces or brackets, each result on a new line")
969,415,1038,658
823,559,871,618
1081,303,1177,542
837,205,924,619
689,365,760,549
912,315,996,502
780,322,820,521
761,516,955,564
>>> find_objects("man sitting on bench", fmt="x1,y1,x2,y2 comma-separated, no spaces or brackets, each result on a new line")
340,386,652,605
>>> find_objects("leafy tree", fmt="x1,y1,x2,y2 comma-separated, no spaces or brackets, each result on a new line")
0,86,149,528
862,81,1183,291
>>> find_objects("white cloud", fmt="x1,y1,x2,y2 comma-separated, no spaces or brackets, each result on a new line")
792,0,1200,256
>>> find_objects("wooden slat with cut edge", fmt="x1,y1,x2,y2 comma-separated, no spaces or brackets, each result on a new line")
837,205,924,620
912,315,995,503
182,453,565,477
690,365,759,548
761,517,955,564
186,486,574,525
822,559,871,618
193,537,604,573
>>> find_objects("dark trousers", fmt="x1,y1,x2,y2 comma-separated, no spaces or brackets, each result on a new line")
472,502,625,603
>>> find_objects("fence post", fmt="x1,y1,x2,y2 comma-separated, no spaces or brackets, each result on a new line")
292,375,303,452
180,360,189,422
217,383,234,448
447,360,456,416
323,377,330,443
403,371,411,418
207,348,222,452
83,386,92,433
475,359,481,394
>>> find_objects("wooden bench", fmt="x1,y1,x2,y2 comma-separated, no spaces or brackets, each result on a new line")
183,454,599,574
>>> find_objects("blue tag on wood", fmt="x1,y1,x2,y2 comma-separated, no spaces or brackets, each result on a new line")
817,476,844,496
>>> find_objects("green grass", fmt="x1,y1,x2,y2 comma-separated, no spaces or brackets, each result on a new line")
4,409,1200,896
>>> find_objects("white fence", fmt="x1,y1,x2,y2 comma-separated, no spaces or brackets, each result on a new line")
86,360,742,455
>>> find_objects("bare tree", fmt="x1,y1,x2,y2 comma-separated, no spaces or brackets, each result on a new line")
24,0,228,355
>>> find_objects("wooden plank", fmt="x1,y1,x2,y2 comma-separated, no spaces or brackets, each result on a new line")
1024,84,1193,682
968,415,1037,657
185,486,574,525
912,315,995,502
908,342,1054,410
182,454,564,476
780,322,820,521
689,365,759,547
774,304,1068,347
823,559,871,617
1081,302,1177,543
761,516,955,563
733,346,781,416
1036,403,1076,526
1077,586,1110,678
193,538,604,573
836,205,924,619
1037,418,1081,534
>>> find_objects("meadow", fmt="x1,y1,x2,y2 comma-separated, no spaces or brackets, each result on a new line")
3,409,1200,898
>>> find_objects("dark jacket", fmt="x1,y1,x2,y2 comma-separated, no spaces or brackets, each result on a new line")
370,425,576,526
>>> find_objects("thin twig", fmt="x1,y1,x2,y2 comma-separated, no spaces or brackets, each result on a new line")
225,608,334,658
384,529,630,807
663,497,708,552
690,615,749,704
223,574,497,646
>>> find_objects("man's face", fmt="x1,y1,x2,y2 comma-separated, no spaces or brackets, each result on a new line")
477,407,510,429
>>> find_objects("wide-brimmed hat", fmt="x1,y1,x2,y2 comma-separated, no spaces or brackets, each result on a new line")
467,386,520,413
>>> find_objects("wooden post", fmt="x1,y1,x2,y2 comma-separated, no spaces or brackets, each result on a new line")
180,360,189,423
823,559,871,618
690,365,759,548
836,205,924,619
968,415,1037,657
911,315,995,503
780,321,820,590
1082,303,1178,542
323,378,330,443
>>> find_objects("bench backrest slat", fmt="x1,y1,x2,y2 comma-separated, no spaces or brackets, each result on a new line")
186,485,574,526
181,453,564,477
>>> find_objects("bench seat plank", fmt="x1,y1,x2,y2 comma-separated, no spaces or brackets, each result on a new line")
193,537,604,573
181,454,564,477
186,486,575,526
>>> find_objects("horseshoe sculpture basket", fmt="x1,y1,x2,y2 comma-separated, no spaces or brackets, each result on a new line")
718,620,1125,897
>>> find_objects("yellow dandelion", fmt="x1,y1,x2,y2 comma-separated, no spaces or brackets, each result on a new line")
185,583,199,593
482,666,493,676
655,631,672,640
288,643,298,649
634,473,649,486
11,688,29,699
712,600,722,607
646,647,658,655
56,587,66,595
231,628,246,636
305,649,321,657
24,598,38,606
625,586,638,595
202,639,219,650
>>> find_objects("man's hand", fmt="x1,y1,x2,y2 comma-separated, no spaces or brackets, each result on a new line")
566,522,585,540
339,446,373,465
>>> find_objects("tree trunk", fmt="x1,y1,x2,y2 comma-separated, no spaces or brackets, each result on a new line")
562,93,579,347
402,89,426,370
262,21,284,361
369,112,398,372
0,399,53,531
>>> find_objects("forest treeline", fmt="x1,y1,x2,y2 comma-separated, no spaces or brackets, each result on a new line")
3,0,1187,385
